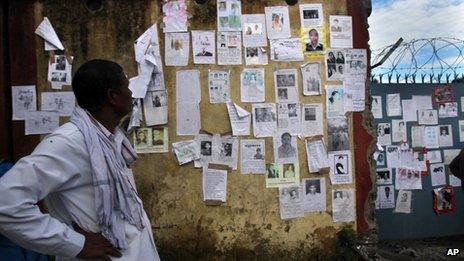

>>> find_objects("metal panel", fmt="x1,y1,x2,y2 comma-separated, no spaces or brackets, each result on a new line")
372,83,464,240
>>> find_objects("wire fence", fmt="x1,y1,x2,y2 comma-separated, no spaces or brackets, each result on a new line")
371,37,464,84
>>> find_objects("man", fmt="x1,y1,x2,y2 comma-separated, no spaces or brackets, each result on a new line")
331,19,342,32
196,47,213,56
305,29,323,52
201,141,212,156
0,60,160,260
384,186,391,199
278,132,296,158
253,148,263,160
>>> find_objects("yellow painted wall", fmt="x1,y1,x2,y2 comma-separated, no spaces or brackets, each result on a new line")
34,0,356,258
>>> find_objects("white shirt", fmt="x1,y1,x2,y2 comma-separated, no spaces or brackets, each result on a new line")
0,122,160,261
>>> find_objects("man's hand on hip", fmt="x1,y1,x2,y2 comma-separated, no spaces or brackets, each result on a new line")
74,223,122,260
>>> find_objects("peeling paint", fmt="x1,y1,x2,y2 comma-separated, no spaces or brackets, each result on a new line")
33,0,361,258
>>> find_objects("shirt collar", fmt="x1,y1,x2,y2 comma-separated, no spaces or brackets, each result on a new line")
84,110,116,141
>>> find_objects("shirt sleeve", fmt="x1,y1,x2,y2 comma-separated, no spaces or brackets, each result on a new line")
0,132,87,257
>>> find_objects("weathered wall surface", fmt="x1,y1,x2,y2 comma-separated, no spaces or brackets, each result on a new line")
34,0,357,259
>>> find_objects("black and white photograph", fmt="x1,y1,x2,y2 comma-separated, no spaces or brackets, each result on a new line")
201,141,212,156
304,107,316,121
279,185,304,220
276,74,295,87
299,4,323,27
273,131,298,164
134,126,169,154
374,151,386,167
48,54,73,89
303,9,318,19
396,168,422,190
332,189,355,222
302,103,323,137
278,89,288,100
376,168,392,185
287,103,298,117
333,154,348,175
438,124,453,147
244,47,268,65
430,163,446,187
327,117,350,151
378,185,395,209
192,30,216,64
329,15,353,48
302,178,327,212
255,107,276,123
329,151,352,184
50,72,67,83
165,32,190,66
326,49,345,81
211,135,239,170
220,142,232,157
144,91,168,126
194,134,214,167
274,69,299,103
240,139,266,174
395,190,412,213
134,128,151,148
301,63,321,96
391,119,406,143
277,102,302,135
252,103,277,137
438,102,458,118
418,109,438,125
377,122,392,146
55,55,67,71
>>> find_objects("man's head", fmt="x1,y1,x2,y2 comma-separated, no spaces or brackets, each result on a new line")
72,59,131,117
281,132,292,145
308,29,319,45
256,148,261,154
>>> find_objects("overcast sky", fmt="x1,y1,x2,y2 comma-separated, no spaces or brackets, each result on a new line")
369,0,464,51
368,0,464,78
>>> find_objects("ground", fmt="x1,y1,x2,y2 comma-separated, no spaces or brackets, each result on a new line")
359,236,464,260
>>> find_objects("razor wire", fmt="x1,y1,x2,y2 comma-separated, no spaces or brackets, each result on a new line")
371,37,464,83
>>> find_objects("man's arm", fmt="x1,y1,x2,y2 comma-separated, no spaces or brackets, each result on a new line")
0,134,88,257
0,132,121,259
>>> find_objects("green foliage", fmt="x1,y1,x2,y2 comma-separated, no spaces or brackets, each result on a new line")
334,226,359,261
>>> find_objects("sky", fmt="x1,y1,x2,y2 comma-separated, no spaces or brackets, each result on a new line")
368,0,464,80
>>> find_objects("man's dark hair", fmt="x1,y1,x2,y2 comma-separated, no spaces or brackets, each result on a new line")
72,59,126,113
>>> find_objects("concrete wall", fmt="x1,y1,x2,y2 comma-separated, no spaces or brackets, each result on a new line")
31,0,364,259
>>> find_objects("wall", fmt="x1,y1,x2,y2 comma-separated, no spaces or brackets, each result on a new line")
28,0,368,258
373,83,464,240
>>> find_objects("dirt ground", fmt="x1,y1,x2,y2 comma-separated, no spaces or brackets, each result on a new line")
358,236,464,260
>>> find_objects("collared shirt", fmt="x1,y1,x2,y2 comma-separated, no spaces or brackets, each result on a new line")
0,122,160,261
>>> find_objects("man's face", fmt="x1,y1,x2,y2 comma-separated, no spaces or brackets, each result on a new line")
309,185,316,194
309,31,318,44
281,134,291,145
112,76,132,117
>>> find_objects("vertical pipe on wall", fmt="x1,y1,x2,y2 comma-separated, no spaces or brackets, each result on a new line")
0,1,12,160
7,1,39,161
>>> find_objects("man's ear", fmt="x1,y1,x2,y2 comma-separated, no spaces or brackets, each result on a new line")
107,88,118,106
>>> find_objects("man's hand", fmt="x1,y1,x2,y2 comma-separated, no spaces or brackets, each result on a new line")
73,223,122,260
